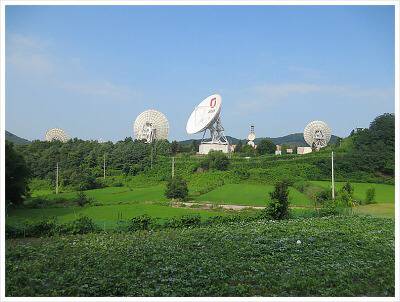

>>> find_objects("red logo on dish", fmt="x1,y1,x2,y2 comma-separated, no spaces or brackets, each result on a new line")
210,97,217,108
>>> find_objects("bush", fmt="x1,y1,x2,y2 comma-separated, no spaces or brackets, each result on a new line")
365,188,376,204
76,191,91,207
316,188,332,204
179,214,201,227
233,168,250,180
262,181,290,220
128,215,153,231
342,182,354,197
62,216,98,234
165,176,188,200
200,151,230,171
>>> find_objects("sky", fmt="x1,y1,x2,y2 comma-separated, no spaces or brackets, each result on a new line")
5,5,395,142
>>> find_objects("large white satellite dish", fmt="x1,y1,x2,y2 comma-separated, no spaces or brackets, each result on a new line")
134,109,169,143
303,120,332,150
45,128,69,143
186,94,229,154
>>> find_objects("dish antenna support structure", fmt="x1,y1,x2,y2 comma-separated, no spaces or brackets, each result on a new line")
134,109,169,143
303,120,332,150
247,125,256,147
186,94,229,154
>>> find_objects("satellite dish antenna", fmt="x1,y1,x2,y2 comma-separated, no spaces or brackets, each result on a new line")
247,125,256,146
186,94,229,154
45,128,69,143
303,120,332,150
134,109,169,143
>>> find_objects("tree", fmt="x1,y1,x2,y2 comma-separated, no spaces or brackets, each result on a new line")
342,182,354,197
263,181,290,220
257,139,276,155
365,188,376,204
200,151,229,171
165,176,188,200
234,141,243,153
5,141,31,206
171,140,180,155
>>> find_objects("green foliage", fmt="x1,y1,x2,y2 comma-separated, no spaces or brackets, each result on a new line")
342,113,394,177
315,189,332,204
5,216,98,238
200,151,230,171
127,214,153,231
165,176,188,200
256,139,276,155
164,214,201,228
171,140,180,155
365,188,376,204
5,216,394,296
76,191,92,207
263,181,290,220
62,216,98,234
342,181,354,197
5,141,31,206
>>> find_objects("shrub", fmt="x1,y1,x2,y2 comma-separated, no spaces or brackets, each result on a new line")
318,201,341,217
200,151,230,171
179,214,201,227
365,188,376,204
316,188,332,204
128,215,153,231
342,182,354,197
76,191,91,207
62,216,98,235
165,176,188,200
233,168,250,180
262,181,290,220
26,218,58,237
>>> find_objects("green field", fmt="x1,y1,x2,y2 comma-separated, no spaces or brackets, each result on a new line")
310,181,395,203
193,183,312,207
38,184,168,205
7,202,227,228
6,216,394,296
354,203,395,218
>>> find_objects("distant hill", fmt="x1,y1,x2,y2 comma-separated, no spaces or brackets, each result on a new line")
179,133,340,146
5,131,31,145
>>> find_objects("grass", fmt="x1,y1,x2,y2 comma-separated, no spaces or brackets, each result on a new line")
6,216,394,296
353,203,394,218
6,203,226,228
193,183,312,207
37,184,168,205
310,181,394,203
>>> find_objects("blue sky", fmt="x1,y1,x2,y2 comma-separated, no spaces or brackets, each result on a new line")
5,5,395,142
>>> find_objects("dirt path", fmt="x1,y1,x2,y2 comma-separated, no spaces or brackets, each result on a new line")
172,201,315,211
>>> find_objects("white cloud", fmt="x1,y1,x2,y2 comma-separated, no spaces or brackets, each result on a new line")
62,81,137,99
7,33,54,75
6,33,138,101
230,82,393,115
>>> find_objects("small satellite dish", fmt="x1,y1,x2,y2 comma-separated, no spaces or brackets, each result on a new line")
45,128,69,143
186,94,229,154
134,109,169,143
247,133,256,141
303,120,332,150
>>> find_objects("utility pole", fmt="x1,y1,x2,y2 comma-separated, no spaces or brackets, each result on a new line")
172,156,175,178
103,153,106,179
331,151,335,200
150,144,153,169
56,162,59,194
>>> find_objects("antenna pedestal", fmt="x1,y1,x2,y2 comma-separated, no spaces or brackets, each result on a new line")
198,117,230,154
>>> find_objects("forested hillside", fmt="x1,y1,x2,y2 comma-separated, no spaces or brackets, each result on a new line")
12,113,394,193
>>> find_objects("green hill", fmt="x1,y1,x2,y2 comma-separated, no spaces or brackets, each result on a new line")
5,131,30,145
179,133,340,146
